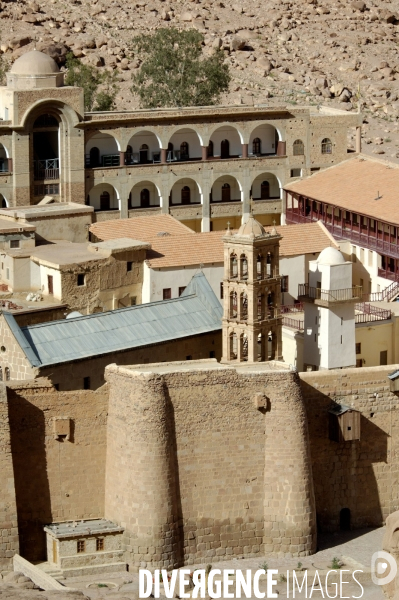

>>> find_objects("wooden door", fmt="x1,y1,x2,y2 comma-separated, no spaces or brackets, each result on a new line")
181,186,190,204
221,139,229,159
100,192,110,211
221,183,230,202
140,189,150,207
261,181,270,199
48,275,53,295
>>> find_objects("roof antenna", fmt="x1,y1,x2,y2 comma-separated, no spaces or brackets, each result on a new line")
374,191,382,201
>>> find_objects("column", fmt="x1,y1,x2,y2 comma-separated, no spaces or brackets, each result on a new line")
276,141,286,156
161,148,167,164
242,143,248,158
201,177,211,232
201,146,208,161
119,151,125,166
7,158,12,173
355,126,361,154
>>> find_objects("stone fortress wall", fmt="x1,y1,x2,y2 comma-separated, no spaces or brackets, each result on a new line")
300,365,399,533
0,361,399,571
104,361,317,571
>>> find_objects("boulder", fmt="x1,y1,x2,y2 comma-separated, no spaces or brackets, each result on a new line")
9,36,31,50
352,1,366,11
230,36,246,51
181,11,193,21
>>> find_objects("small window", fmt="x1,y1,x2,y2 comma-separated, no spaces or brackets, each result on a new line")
10,240,20,249
281,275,289,293
293,139,304,155
131,297,137,306
163,288,171,300
321,138,332,154
77,540,85,553
6,268,9,280
291,168,301,177
77,274,85,286
179,286,186,296
5,367,10,381
220,282,224,299
127,261,133,272
0,367,3,381
96,538,104,552
209,350,216,358
356,343,361,355
83,376,90,390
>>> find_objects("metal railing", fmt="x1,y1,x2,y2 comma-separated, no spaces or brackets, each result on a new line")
34,158,59,180
355,302,391,323
282,316,304,330
281,303,304,314
298,284,363,302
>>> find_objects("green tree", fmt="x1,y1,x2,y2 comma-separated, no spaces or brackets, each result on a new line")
131,28,230,108
65,53,118,111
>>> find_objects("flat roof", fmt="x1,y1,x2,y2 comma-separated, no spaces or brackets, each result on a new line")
109,358,292,376
44,519,123,539
0,202,93,220
90,237,150,253
285,156,399,225
0,219,35,233
31,242,105,267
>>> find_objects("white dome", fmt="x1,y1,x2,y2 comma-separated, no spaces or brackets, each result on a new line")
317,246,345,266
11,50,60,75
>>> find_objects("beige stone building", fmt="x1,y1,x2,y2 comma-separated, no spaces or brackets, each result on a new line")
0,50,361,233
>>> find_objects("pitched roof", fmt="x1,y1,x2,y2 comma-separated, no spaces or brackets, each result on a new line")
90,214,194,242
284,156,399,225
272,222,338,257
9,272,222,368
146,230,227,268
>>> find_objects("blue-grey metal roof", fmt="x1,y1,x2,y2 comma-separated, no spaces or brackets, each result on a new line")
11,272,222,368
388,369,399,381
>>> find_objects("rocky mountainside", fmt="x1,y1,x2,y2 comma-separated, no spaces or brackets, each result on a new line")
1,0,399,158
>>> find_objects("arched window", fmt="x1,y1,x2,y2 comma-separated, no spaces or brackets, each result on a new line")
140,188,150,208
139,144,149,163
167,142,174,162
253,137,261,155
230,292,238,319
240,254,248,280
181,186,190,204
241,334,248,361
208,140,214,157
221,183,231,202
89,147,100,168
261,181,270,199
126,144,133,165
240,292,248,321
257,292,264,320
321,138,332,154
221,139,229,159
293,139,304,155
257,254,263,279
180,142,189,160
230,332,237,360
266,252,272,278
5,367,10,381
230,253,238,278
100,191,110,211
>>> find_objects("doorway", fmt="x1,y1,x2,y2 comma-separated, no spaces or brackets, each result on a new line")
181,186,190,204
221,183,231,202
139,144,149,163
221,139,230,159
100,191,110,211
48,275,53,295
261,181,270,199
339,508,351,531
140,188,150,208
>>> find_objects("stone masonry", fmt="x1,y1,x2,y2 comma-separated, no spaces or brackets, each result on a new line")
104,360,316,571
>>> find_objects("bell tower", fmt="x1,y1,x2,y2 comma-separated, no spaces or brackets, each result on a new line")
222,216,283,363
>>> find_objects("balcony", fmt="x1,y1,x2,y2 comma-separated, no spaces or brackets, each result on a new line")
286,208,399,261
85,154,120,168
298,284,363,306
34,158,59,180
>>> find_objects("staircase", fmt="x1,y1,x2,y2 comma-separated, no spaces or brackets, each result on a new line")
35,561,65,581
382,279,399,302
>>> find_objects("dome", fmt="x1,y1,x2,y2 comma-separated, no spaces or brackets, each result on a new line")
317,246,346,266
11,50,60,75
236,216,266,239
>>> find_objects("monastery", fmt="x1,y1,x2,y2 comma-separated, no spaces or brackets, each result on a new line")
0,48,399,589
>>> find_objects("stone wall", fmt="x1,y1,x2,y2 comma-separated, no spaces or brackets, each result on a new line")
300,365,399,532
0,313,37,381
104,361,316,571
0,383,19,568
6,380,108,562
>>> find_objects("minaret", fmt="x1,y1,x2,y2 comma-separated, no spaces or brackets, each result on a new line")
221,216,282,363
301,246,358,370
